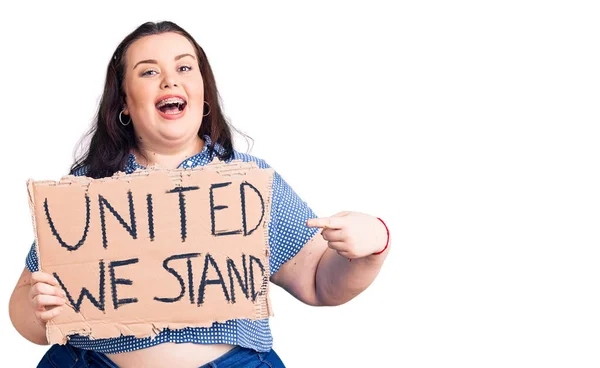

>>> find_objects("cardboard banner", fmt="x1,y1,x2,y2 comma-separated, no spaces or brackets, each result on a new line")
27,160,274,344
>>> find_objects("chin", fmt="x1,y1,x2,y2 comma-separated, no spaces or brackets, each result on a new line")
159,127,201,142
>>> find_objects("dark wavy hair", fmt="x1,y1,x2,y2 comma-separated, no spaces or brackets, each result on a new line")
71,21,242,179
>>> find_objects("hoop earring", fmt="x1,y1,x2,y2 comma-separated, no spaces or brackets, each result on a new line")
119,110,131,126
203,101,211,117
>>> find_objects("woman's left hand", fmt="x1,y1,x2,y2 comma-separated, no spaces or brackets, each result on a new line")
306,211,389,259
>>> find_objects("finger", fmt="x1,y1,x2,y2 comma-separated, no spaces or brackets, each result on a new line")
31,272,59,287
336,250,352,259
327,241,346,251
306,217,344,229
32,295,66,309
30,283,66,299
37,306,63,322
321,229,345,242
333,211,351,217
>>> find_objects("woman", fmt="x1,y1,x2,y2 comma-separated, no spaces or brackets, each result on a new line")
9,21,390,368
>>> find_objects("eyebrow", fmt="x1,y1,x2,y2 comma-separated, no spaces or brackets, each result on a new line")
133,53,196,70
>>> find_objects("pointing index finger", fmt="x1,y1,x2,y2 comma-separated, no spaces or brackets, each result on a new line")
306,217,343,229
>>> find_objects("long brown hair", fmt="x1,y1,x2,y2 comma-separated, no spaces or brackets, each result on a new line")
71,21,239,178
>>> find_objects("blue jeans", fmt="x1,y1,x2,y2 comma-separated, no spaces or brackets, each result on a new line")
37,344,286,367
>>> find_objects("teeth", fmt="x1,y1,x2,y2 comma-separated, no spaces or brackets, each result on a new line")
156,97,186,108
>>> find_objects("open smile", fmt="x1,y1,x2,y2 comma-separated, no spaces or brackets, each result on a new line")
155,95,187,120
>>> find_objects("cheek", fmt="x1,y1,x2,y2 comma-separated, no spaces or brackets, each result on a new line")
187,75,205,101
125,80,155,111
189,86,204,102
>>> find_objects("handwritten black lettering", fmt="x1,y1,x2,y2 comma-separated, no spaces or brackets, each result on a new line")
167,186,200,242
99,191,137,248
240,181,265,236
54,260,105,312
154,253,201,304
210,182,242,237
146,194,155,241
249,255,266,302
108,258,139,309
198,253,230,305
44,195,91,251
226,254,249,303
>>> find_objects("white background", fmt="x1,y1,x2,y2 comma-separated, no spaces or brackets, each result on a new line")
1,1,599,367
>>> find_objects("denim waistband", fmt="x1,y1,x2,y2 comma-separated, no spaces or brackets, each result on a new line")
39,343,284,367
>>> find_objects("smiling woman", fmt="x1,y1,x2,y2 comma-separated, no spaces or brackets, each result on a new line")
8,21,390,368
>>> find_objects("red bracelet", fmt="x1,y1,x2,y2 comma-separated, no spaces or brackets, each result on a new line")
373,217,389,255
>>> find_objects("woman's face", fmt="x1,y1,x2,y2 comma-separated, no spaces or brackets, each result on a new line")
122,32,204,150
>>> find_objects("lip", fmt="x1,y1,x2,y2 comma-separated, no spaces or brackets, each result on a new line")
155,94,187,120
154,94,187,105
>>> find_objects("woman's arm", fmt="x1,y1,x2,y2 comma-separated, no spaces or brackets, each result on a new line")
9,267,66,345
271,211,389,306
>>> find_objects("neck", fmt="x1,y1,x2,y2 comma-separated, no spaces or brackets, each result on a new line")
134,136,205,170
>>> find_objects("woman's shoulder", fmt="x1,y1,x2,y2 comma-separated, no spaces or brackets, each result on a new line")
229,150,272,170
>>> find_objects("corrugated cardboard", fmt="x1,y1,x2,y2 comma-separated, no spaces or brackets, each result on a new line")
27,160,273,344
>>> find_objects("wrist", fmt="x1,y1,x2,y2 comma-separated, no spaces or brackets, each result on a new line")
372,217,389,255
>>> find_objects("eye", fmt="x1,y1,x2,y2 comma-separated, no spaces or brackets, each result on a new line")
141,69,158,77
179,65,193,72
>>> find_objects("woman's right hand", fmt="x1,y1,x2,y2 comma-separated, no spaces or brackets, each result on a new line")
29,271,67,324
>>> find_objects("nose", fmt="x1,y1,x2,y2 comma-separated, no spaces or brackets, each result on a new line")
161,72,179,89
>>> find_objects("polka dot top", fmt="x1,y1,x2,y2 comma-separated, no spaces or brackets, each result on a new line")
25,135,319,354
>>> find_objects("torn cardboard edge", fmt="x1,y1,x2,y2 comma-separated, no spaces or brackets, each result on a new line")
46,312,270,345
29,158,264,188
27,159,268,271
27,159,275,344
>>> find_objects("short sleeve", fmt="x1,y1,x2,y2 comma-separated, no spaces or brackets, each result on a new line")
25,241,39,272
268,171,319,275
